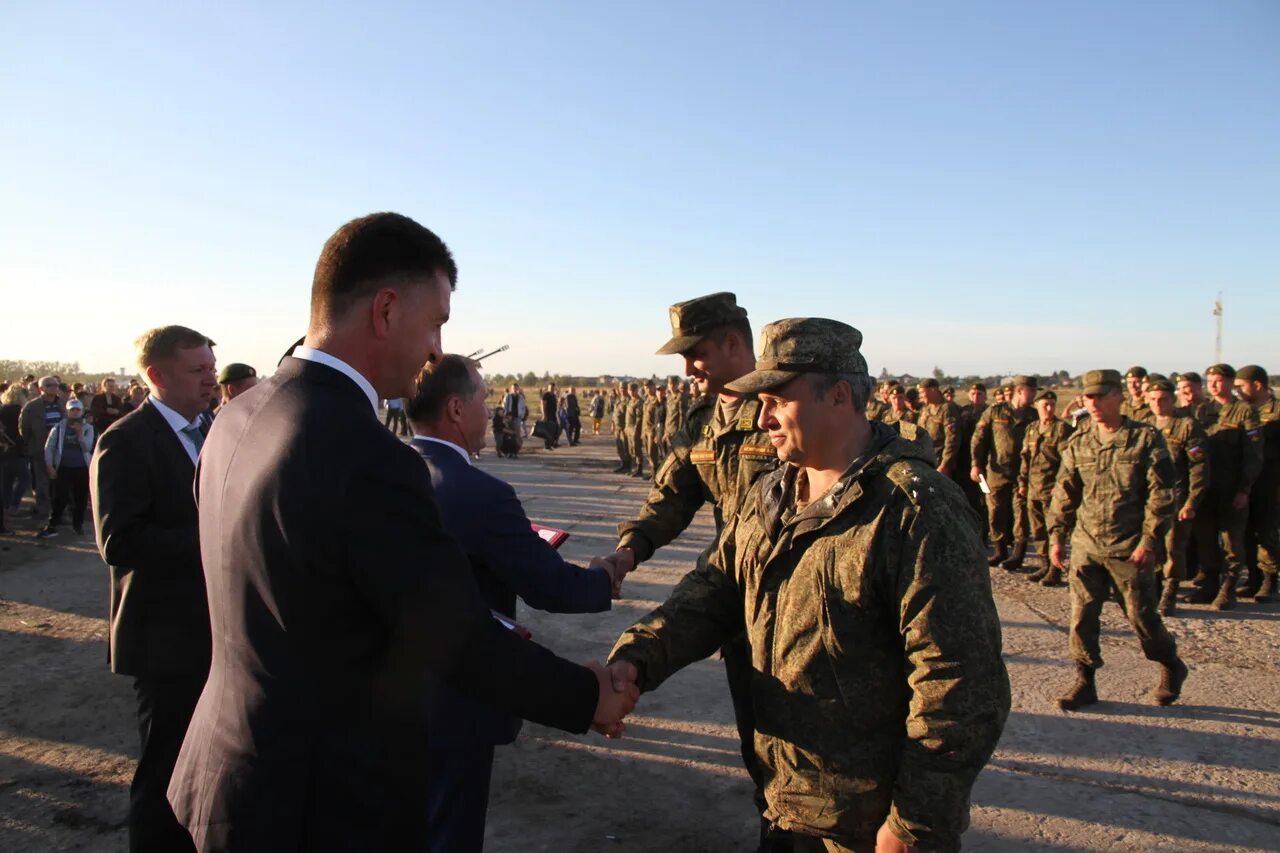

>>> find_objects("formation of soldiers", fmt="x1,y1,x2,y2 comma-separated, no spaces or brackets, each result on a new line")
607,376,699,479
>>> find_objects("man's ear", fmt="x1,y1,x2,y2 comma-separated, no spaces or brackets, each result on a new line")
369,288,398,340
447,394,466,424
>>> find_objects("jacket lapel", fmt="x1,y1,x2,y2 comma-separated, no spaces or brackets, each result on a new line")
140,400,197,476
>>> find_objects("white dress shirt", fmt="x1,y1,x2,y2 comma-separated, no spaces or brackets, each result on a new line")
412,435,472,466
292,346,379,415
149,396,205,464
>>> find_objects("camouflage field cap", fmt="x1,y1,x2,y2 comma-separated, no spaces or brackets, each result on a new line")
1144,372,1168,385
1125,365,1148,379
1206,363,1236,379
1011,375,1038,389
918,378,940,389
1146,376,1176,393
1176,371,1203,384
217,363,257,384
1033,388,1057,402
655,292,749,355
724,317,868,394
1237,365,1269,385
1082,369,1124,395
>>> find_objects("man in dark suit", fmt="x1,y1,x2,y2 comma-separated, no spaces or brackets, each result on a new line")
91,325,219,852
167,212,638,851
405,356,626,851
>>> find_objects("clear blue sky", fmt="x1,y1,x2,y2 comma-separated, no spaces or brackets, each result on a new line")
3,1,1277,380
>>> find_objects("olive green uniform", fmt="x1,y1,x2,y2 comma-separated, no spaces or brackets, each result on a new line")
887,419,937,467
664,389,689,454
1121,396,1153,424
641,395,666,477
916,400,962,476
612,425,1009,851
1188,399,1263,588
625,391,645,476
1048,418,1180,669
1247,397,1280,582
614,395,633,469
1153,415,1210,581
865,398,888,422
957,402,987,533
971,402,1036,549
1017,417,1073,554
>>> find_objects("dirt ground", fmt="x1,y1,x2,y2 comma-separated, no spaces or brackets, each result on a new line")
1,429,1278,851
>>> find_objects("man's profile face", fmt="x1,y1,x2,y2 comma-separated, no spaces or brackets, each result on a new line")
393,272,451,398
758,376,834,466
1084,389,1123,422
920,387,941,405
463,368,490,452
1148,390,1175,417
681,335,735,396
1233,379,1264,405
1206,373,1229,399
1012,385,1035,408
153,345,218,416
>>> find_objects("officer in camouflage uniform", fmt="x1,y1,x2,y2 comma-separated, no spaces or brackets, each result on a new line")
644,385,667,479
1019,389,1074,586
612,383,633,473
1049,369,1188,711
1188,364,1263,609
916,378,962,479
664,376,689,454
971,375,1038,568
608,292,786,849
1233,365,1279,602
1145,376,1209,615
625,382,646,478
1121,365,1152,422
609,319,1010,853
880,383,914,426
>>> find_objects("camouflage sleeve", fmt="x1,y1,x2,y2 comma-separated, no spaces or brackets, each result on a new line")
1240,406,1264,493
1142,432,1176,552
616,421,708,563
608,524,744,692
1017,426,1033,493
886,477,1011,850
1185,422,1210,514
970,408,993,470
1046,439,1080,546
939,405,959,472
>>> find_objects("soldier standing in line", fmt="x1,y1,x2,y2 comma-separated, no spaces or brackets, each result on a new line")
1049,369,1188,710
625,382,646,478
942,384,956,404
1188,364,1263,609
971,376,1038,567
865,381,889,422
1175,371,1205,415
663,376,686,454
645,384,667,480
1020,389,1074,586
1145,376,1209,614
608,318,1010,853
1233,365,1279,602
1121,365,1151,422
879,382,914,425
916,378,961,478
957,383,989,540
605,293,790,851
612,384,633,473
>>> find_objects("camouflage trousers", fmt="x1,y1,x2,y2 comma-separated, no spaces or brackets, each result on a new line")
1069,553,1179,669
1246,478,1280,576
615,430,631,467
646,435,665,477
985,485,1023,546
627,429,645,474
1019,497,1050,543
1162,518,1193,581
789,831,874,853
1194,493,1249,582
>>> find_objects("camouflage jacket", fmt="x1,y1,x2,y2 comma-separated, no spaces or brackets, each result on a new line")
1121,396,1153,424
1189,399,1263,497
880,408,916,426
1257,397,1280,487
611,425,1010,849
641,397,664,438
955,403,986,471
888,419,937,467
624,396,643,433
617,393,779,563
865,398,889,422
1017,418,1074,500
665,393,690,439
1154,415,1209,513
916,401,961,473
971,403,1036,488
1047,418,1176,558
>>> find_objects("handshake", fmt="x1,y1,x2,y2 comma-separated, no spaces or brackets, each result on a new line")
587,660,640,738
587,547,638,600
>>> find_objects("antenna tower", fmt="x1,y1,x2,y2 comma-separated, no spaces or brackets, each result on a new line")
1213,293,1223,363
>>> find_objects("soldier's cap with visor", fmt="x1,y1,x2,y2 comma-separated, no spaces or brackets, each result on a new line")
1082,369,1124,395
1144,372,1168,386
1146,376,1176,393
1125,365,1148,379
1175,371,1203,385
1033,388,1057,403
969,382,987,392
1206,363,1236,379
1237,365,1269,385
724,318,868,394
655,292,749,355
918,378,940,389
217,363,257,385
1011,375,1038,389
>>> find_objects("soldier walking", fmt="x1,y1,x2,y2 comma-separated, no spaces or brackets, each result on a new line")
1049,370,1188,710
971,375,1038,568
1019,389,1074,586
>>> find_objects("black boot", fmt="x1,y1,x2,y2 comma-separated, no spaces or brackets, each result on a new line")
1040,567,1065,587
1158,578,1179,616
1189,571,1220,604
1058,663,1097,711
1154,658,1188,706
1027,565,1050,582
1000,540,1028,572
1238,564,1263,598
1211,576,1236,610
1255,573,1276,603
987,540,1009,567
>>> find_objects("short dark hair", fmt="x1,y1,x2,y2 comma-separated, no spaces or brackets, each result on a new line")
709,319,754,355
135,325,215,370
406,354,479,424
312,212,458,320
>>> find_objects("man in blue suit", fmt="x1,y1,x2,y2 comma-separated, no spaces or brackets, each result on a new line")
406,354,627,852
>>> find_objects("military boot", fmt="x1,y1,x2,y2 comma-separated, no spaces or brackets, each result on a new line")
1158,579,1179,616
1026,564,1050,582
1000,540,1028,571
1238,564,1263,598
1057,664,1097,711
1025,541,1051,581
1040,567,1065,587
1188,570,1220,604
1210,576,1236,611
987,540,1009,567
1154,658,1188,706
1255,573,1276,603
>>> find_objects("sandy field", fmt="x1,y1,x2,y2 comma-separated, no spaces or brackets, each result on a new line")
1,430,1278,851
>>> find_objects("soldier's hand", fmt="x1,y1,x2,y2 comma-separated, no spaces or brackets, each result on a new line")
1017,486,1026,498
588,660,639,739
969,466,982,483
1177,505,1195,522
611,546,637,576
875,822,918,852
590,555,627,599
1050,543,1068,571
1232,491,1249,511
1129,544,1156,570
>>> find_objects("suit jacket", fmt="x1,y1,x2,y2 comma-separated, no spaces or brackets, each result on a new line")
91,400,210,677
411,438,611,745
167,357,598,852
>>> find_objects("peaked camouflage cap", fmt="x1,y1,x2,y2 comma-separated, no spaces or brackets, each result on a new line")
1146,376,1176,393
724,317,868,394
1082,369,1124,395
655,292,749,355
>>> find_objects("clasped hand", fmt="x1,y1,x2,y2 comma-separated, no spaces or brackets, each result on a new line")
587,660,640,738
589,548,637,599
